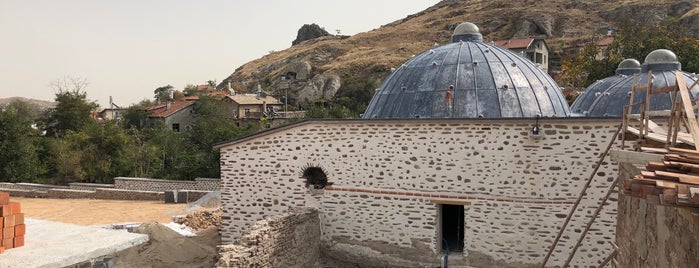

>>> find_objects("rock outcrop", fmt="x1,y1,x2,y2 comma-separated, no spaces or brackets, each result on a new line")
292,24,331,46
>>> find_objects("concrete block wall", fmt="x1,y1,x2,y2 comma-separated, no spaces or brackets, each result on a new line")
218,119,621,267
216,208,320,268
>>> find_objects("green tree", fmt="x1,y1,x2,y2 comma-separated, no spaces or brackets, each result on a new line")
42,76,99,137
0,102,44,182
153,84,174,103
121,99,153,129
187,96,253,177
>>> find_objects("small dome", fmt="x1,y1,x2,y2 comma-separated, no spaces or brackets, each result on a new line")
585,50,698,117
644,49,678,64
572,59,641,115
453,22,480,35
363,23,570,119
617,59,641,70
451,22,483,42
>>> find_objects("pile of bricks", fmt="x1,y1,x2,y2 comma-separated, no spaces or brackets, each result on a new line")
0,192,25,253
621,147,699,207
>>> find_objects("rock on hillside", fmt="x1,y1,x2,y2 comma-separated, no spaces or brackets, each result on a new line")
218,0,699,110
0,97,55,112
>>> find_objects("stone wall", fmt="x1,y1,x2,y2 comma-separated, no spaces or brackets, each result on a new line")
616,162,699,268
216,208,320,268
218,118,621,267
114,177,219,192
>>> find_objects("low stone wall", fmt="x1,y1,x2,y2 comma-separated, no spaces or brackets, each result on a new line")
114,177,220,192
69,183,115,191
0,177,219,201
216,208,320,268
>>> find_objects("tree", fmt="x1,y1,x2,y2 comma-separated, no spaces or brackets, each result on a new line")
121,99,153,129
42,76,99,137
0,101,44,182
153,85,174,103
187,96,253,177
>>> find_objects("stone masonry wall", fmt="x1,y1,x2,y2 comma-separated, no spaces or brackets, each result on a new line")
218,118,621,267
616,163,699,268
216,208,320,268
114,177,219,192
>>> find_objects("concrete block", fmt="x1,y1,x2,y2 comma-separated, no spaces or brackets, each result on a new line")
9,202,20,214
177,191,188,204
2,227,13,239
13,213,23,225
164,191,176,203
13,235,23,248
0,205,9,216
14,224,25,236
0,192,8,206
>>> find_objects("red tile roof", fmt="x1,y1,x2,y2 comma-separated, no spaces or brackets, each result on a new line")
596,37,613,46
146,101,194,118
493,38,534,49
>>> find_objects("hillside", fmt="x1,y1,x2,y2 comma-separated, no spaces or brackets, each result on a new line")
0,97,55,111
219,0,699,112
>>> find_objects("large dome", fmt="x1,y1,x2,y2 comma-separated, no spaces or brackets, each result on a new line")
362,22,570,119
586,49,699,117
570,59,641,116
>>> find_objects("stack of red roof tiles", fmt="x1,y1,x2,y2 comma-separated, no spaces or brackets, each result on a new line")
0,192,24,253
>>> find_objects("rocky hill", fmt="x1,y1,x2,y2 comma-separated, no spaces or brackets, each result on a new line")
219,0,699,111
0,97,55,112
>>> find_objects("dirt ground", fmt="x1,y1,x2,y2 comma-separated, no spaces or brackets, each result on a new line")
14,197,188,225
15,197,220,268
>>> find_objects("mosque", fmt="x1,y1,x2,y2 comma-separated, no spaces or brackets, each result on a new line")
215,22,698,267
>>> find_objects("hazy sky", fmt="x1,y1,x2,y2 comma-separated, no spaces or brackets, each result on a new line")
0,0,439,107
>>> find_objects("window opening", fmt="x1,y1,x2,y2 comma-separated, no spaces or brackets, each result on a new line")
301,164,329,189
441,204,464,252
172,123,180,132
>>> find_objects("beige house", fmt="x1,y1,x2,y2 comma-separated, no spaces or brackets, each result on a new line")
494,38,549,72
224,94,281,119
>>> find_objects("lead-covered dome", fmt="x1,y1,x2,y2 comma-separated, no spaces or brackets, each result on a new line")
586,49,699,117
570,59,641,116
362,22,570,119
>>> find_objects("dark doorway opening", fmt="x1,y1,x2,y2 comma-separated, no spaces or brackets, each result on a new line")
441,204,464,252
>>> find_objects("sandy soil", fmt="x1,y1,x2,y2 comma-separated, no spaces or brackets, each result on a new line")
14,197,188,225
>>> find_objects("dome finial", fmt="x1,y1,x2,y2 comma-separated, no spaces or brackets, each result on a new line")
451,22,483,43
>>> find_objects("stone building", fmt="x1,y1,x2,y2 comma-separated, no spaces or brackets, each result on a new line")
216,22,619,267
145,101,195,132
493,38,550,72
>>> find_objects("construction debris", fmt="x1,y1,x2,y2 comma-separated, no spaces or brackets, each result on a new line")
621,147,699,207
175,208,222,232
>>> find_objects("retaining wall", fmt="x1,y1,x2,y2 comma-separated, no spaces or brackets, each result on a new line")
216,208,320,268
114,177,220,192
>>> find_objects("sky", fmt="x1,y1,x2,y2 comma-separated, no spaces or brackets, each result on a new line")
0,0,440,108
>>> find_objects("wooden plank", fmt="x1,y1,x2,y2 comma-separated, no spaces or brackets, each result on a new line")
662,188,678,204
646,161,668,171
640,147,669,154
650,85,678,95
646,120,668,135
668,147,699,155
646,110,672,116
656,170,699,185
656,180,677,189
676,71,699,150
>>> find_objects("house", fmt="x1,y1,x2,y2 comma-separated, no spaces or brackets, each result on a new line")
494,37,549,72
214,23,617,268
595,36,613,60
144,101,195,132
224,93,281,119
94,107,128,121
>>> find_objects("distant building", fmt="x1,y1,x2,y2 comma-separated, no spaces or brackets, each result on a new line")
224,94,281,120
144,101,195,132
94,107,128,121
494,38,549,72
